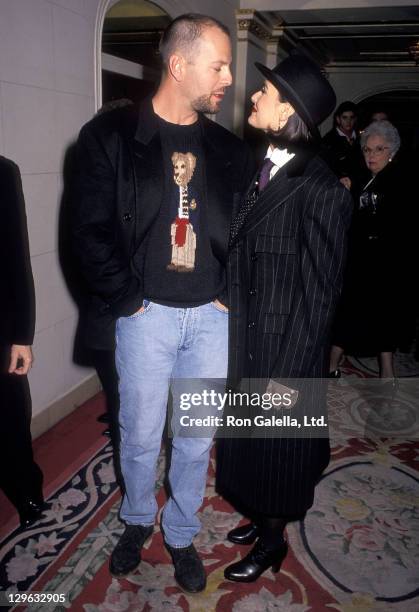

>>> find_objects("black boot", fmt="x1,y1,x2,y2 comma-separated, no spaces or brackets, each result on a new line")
227,522,259,545
166,543,206,593
109,524,153,577
224,538,288,582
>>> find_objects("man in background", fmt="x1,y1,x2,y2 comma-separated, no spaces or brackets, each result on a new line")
0,156,44,528
322,100,360,190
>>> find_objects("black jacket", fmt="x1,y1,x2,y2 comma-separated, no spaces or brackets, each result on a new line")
228,150,353,382
321,127,361,185
332,154,416,355
0,156,35,346
72,100,254,349
217,149,353,516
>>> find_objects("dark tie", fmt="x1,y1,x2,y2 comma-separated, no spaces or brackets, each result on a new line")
229,159,275,244
258,158,275,191
229,187,258,245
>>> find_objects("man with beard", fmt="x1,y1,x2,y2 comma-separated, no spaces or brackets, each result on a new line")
72,14,253,593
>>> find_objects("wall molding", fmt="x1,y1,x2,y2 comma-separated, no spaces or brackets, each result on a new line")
102,52,158,80
236,9,286,44
326,66,419,103
31,374,102,439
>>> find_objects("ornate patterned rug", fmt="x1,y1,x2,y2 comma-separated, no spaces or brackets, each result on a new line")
1,365,418,611
346,352,419,379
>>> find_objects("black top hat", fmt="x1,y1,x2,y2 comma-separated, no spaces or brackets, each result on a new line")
255,52,336,140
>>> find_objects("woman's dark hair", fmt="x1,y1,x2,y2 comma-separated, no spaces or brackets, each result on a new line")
267,111,313,149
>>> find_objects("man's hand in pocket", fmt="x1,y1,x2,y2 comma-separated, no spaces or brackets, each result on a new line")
213,299,228,312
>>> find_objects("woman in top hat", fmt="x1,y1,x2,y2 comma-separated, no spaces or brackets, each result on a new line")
217,53,353,582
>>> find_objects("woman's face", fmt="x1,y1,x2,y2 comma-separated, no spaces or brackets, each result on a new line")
362,134,392,175
248,80,295,132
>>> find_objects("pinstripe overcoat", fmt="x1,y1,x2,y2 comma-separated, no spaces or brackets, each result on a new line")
217,148,353,517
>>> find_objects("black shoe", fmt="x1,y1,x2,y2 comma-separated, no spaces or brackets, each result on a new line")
166,543,206,593
109,524,153,577
224,539,288,583
97,413,110,424
329,369,341,379
227,522,259,545
18,499,47,529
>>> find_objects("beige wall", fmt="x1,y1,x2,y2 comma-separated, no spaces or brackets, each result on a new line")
0,0,99,426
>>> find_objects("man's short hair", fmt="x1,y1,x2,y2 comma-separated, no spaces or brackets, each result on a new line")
159,13,230,67
335,101,358,117
370,108,390,122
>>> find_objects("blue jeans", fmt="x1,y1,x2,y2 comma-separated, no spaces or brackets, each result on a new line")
115,301,228,547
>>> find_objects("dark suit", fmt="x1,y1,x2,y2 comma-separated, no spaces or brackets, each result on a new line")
217,149,352,517
0,156,43,509
72,99,254,347
321,128,361,186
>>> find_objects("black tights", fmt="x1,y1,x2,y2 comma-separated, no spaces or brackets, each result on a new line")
258,516,287,549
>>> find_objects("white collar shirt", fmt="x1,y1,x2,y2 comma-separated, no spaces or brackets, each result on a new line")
336,127,356,142
264,145,295,181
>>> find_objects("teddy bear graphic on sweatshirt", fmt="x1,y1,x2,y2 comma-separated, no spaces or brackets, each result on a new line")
167,152,197,272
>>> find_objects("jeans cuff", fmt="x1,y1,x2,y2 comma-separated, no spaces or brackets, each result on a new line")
165,540,192,549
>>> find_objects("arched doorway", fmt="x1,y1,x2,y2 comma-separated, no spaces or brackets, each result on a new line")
97,0,172,110
357,90,419,153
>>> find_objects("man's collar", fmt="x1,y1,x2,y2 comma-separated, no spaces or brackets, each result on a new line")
134,98,222,150
336,126,356,140
134,98,160,144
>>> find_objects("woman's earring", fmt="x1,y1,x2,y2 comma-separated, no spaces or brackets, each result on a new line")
389,157,392,162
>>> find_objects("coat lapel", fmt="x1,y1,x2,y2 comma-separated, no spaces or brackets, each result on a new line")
128,101,164,240
232,146,317,244
201,116,237,264
131,137,164,240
